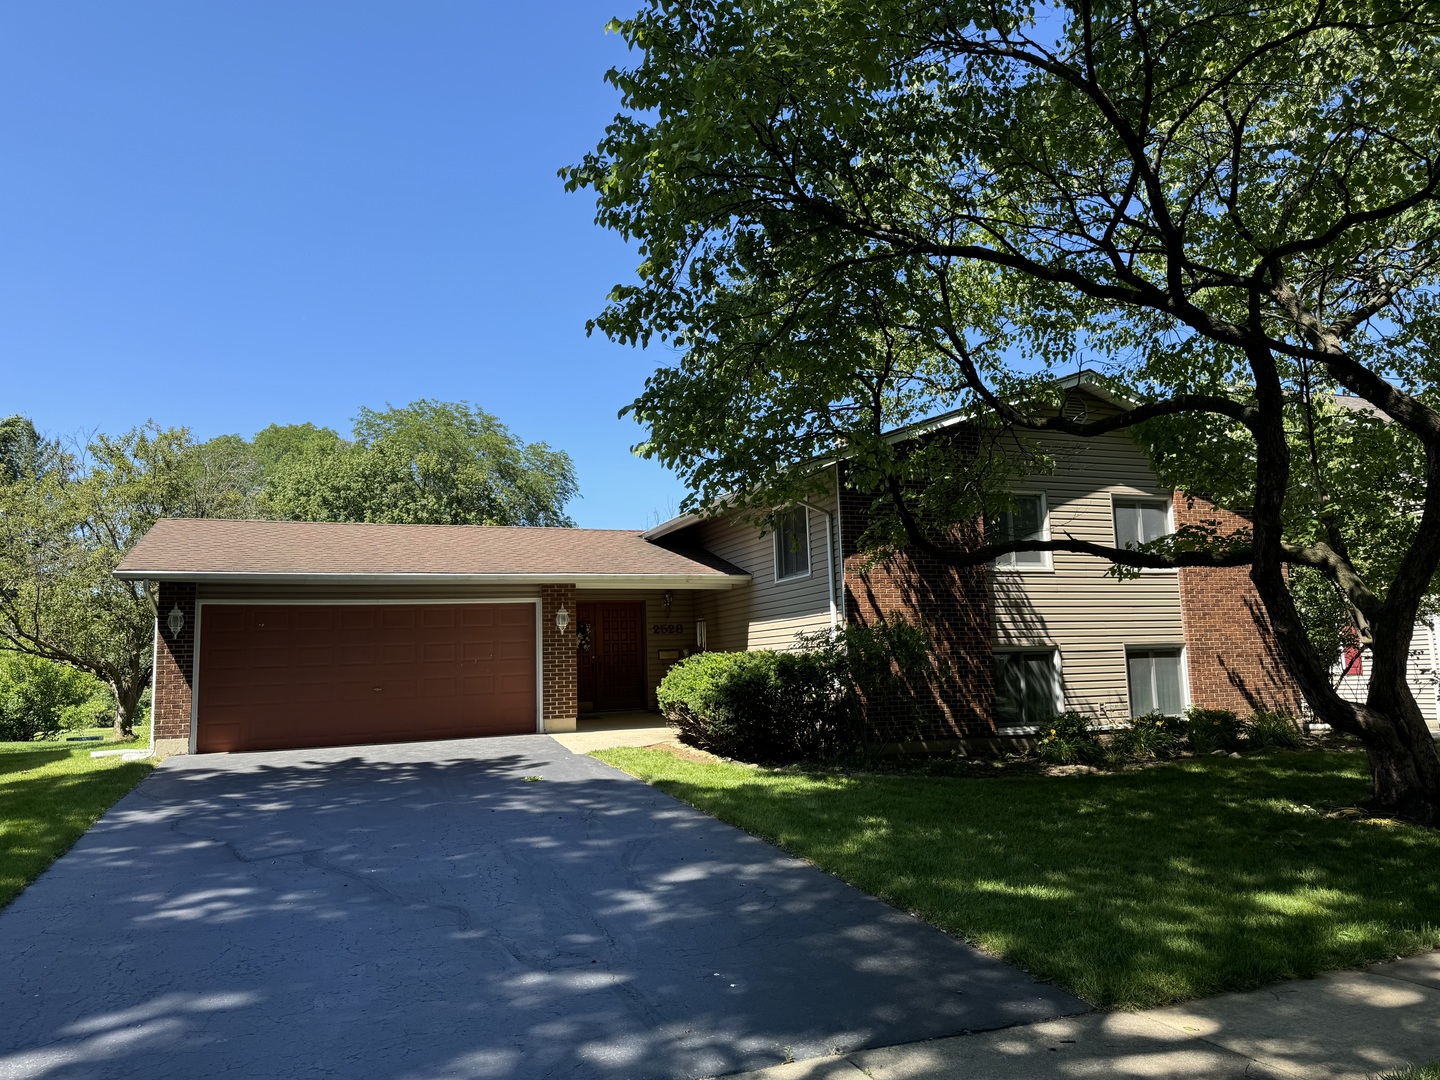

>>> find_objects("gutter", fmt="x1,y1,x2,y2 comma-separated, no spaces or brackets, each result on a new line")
110,570,750,590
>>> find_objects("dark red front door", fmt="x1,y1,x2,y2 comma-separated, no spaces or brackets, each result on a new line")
576,601,647,711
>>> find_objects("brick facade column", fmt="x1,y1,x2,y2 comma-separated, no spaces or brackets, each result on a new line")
152,581,197,756
839,464,995,743
1174,493,1303,715
540,584,578,733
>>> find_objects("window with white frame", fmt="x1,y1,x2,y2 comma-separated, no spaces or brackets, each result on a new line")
773,506,810,581
990,494,1048,569
995,649,1060,727
1112,498,1171,550
1127,648,1186,716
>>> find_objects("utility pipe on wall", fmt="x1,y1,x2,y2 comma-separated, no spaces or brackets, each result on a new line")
798,500,838,633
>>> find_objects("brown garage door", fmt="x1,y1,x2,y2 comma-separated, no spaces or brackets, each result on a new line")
196,603,536,753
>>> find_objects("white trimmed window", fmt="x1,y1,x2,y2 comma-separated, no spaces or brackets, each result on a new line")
995,649,1060,727
1113,498,1171,550
991,493,1048,569
773,506,810,581
1127,648,1186,716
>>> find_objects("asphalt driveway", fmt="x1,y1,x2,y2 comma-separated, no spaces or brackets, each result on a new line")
0,736,1085,1079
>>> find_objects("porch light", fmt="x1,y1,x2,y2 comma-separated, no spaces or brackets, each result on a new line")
662,591,674,614
166,604,185,637
555,606,570,633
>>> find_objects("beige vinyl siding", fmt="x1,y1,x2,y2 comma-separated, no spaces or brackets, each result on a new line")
576,588,699,709
992,400,1187,722
690,474,840,652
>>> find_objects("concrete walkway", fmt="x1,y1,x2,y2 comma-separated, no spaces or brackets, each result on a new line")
547,711,677,754
720,950,1440,1079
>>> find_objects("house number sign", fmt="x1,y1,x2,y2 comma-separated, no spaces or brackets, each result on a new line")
652,623,685,636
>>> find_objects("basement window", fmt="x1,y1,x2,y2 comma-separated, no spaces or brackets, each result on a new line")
995,649,1060,727
1127,648,1186,716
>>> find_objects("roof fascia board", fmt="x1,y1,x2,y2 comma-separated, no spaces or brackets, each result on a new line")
112,570,749,590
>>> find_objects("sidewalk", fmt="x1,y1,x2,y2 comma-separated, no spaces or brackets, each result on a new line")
721,951,1440,1080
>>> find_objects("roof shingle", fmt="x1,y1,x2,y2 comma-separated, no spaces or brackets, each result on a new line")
114,519,748,585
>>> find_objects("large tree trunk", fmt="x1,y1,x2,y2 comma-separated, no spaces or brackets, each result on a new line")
110,680,144,741
1353,638,1440,824
1260,576,1440,823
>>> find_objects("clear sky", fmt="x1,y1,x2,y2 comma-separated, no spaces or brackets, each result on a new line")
0,1,689,528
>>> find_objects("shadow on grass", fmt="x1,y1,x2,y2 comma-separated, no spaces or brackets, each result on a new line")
600,748,1440,1008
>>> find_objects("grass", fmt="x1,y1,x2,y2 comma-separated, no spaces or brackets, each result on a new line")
1378,1065,1440,1080
594,747,1440,1009
0,724,154,909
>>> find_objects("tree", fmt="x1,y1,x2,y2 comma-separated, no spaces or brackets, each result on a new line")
260,400,578,526
568,1,1440,820
0,424,250,738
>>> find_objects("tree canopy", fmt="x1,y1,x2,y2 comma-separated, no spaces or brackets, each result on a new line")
0,424,253,737
569,0,1440,819
256,400,578,526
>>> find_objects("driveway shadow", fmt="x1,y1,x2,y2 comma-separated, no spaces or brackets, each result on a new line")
0,736,1084,1079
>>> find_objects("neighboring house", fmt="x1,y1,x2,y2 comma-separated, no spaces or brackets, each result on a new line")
1333,617,1440,731
117,375,1340,758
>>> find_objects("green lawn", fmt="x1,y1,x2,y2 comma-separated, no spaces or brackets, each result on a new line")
0,726,154,909
594,747,1440,1009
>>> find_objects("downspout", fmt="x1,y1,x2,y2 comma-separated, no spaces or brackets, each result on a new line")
148,612,158,758
798,499,838,633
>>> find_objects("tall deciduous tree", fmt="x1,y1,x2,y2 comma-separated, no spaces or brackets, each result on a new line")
568,1,1440,819
0,424,250,738
260,400,578,526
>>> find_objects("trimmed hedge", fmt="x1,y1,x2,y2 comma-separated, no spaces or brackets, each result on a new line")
656,648,846,764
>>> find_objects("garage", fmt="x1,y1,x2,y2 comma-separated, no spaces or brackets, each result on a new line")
195,602,537,752
114,518,750,756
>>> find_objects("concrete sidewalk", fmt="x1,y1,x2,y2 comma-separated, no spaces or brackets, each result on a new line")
720,951,1440,1080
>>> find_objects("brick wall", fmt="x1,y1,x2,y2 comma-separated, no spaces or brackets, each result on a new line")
153,581,197,753
839,466,995,742
541,584,578,729
1174,494,1303,714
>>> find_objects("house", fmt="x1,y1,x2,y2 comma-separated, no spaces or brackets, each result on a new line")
117,379,1315,757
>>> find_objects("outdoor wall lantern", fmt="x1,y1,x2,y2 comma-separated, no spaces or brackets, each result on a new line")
555,606,570,633
166,604,185,638
662,591,674,614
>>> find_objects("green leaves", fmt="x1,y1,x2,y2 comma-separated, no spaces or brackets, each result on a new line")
258,400,578,527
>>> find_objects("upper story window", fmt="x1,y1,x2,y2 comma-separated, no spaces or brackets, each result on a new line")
773,506,810,581
991,493,1049,569
1113,498,1171,550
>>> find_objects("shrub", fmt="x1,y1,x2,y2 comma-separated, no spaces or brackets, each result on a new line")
1183,707,1245,754
0,654,109,742
795,615,954,745
656,647,846,764
1247,708,1304,750
1110,711,1188,761
1037,710,1106,765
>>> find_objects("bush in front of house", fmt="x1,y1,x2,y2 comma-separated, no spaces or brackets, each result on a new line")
1110,711,1189,760
1246,707,1304,750
1183,707,1245,754
1037,710,1107,765
656,648,846,764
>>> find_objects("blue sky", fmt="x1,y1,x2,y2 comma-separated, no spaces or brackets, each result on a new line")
0,1,688,528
